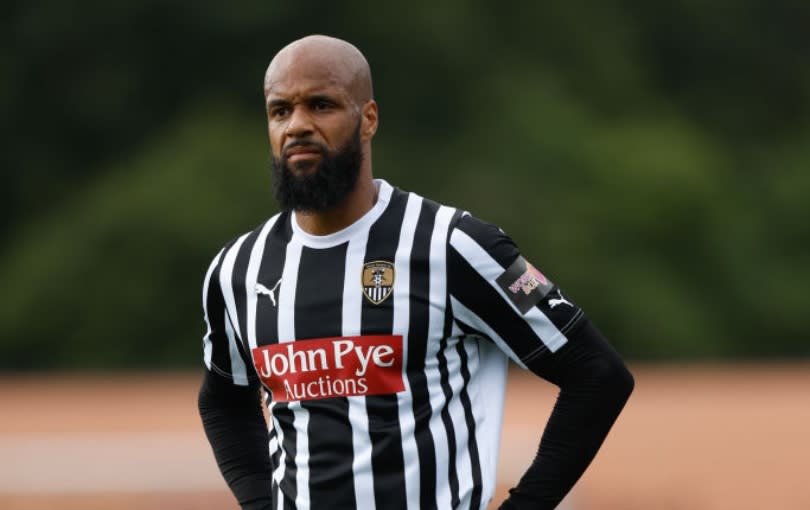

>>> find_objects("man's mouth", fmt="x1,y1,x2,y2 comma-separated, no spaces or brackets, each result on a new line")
285,144,323,163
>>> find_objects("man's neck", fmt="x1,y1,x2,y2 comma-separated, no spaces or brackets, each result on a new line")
294,177,378,236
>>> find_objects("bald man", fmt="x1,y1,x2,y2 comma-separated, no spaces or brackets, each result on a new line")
198,35,633,510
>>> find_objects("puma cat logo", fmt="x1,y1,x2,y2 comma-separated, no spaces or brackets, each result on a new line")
255,278,282,307
548,290,573,309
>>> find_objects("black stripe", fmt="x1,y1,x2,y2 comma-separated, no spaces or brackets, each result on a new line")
254,216,291,507
448,245,550,362
437,336,460,508
232,226,262,351
455,336,483,509
443,210,464,339
255,213,297,509
440,210,464,508
207,238,239,380
272,403,297,510
536,285,585,336
453,214,518,267
407,198,439,510
363,188,408,510
362,188,407,330
268,423,281,508
295,243,357,510
255,213,291,348
294,243,346,338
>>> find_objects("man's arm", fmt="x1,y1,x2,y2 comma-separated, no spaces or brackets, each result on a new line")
447,213,633,509
198,242,273,510
198,370,273,510
498,319,634,510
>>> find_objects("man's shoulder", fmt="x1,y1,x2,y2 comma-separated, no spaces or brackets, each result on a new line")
205,211,290,273
387,184,509,244
388,183,462,223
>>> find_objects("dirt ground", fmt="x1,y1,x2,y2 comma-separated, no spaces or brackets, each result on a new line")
1,363,808,509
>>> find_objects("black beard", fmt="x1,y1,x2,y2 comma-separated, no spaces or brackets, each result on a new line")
271,125,363,213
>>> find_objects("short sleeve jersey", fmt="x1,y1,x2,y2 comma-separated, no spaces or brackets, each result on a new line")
201,179,585,510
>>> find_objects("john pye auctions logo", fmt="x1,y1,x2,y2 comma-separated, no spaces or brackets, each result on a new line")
252,335,404,402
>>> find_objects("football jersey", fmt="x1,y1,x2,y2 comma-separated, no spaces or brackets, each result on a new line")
202,179,584,510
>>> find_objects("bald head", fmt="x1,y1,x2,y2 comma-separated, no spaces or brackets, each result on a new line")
265,35,373,107
262,35,380,221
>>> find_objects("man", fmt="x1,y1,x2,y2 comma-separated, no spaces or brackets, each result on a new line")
198,35,634,510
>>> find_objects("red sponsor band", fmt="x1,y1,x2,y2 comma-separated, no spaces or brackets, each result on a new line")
252,335,404,402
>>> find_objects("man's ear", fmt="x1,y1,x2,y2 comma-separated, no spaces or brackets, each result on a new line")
361,100,378,140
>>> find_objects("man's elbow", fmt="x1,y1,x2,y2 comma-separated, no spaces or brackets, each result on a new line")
615,361,634,404
584,351,634,411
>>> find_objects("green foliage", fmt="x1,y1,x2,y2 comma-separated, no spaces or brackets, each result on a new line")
0,106,274,368
2,1,809,368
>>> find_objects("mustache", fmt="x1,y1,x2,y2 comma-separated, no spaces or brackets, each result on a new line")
282,140,328,158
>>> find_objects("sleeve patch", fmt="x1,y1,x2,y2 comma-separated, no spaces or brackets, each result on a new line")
495,256,555,314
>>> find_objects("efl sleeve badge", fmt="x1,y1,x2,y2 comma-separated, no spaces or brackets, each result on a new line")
495,255,555,314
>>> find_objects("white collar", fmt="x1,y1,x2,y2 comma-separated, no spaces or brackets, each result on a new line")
290,179,393,248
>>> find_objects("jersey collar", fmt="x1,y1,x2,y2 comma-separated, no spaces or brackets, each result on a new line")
290,179,393,248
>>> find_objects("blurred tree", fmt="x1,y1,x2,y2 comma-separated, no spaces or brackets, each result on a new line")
1,0,808,368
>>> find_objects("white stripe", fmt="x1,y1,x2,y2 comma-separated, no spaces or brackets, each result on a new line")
267,427,280,504
217,234,251,383
271,413,285,510
202,248,225,370
449,229,568,353
277,239,301,344
460,326,488,506
274,238,310,510
393,193,423,510
448,322,474,509
470,340,509,508
450,297,528,369
343,233,376,510
426,205,455,510
293,406,310,510
225,311,248,386
218,233,250,340
268,434,279,456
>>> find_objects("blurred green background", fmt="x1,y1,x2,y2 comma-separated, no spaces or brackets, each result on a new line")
2,1,808,370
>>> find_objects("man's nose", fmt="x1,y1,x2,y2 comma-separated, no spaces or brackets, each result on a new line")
285,107,314,138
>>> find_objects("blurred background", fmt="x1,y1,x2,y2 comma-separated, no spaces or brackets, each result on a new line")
1,1,808,509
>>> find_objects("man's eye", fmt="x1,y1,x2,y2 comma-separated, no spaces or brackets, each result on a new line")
313,101,332,111
271,107,289,118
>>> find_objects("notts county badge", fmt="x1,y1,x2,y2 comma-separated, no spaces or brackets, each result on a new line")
362,261,395,305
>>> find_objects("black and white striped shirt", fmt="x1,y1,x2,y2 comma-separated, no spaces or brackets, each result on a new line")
202,179,585,510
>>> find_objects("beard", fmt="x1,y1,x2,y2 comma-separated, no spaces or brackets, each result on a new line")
271,123,363,213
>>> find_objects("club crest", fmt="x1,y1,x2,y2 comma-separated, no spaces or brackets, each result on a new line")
362,261,395,305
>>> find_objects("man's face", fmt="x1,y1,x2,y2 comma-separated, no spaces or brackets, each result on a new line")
270,120,363,212
264,62,368,212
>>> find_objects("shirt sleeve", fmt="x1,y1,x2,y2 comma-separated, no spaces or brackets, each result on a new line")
449,213,634,509
202,241,256,386
447,213,585,370
199,243,273,508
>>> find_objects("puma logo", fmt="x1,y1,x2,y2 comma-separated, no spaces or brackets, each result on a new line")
255,278,282,307
548,290,573,309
